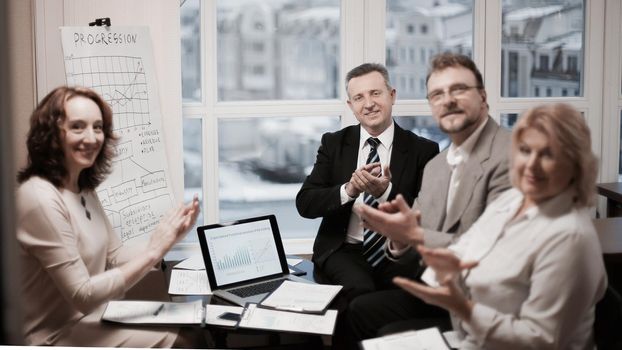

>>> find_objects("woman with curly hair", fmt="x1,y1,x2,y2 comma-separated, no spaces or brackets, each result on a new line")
16,86,201,347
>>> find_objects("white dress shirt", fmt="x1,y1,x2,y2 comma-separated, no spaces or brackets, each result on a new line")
340,123,394,243
445,118,488,213
423,188,606,350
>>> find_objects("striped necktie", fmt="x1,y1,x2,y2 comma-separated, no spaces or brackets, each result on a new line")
362,137,386,268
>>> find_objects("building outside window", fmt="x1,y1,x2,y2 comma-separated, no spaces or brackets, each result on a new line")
501,0,584,98
179,0,610,249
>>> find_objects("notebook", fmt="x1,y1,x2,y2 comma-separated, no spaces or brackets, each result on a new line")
196,214,310,306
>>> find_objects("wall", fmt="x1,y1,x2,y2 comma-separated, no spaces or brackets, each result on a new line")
9,0,36,171
1,0,34,344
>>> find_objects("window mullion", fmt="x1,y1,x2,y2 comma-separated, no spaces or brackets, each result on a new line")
602,0,622,183
203,0,219,225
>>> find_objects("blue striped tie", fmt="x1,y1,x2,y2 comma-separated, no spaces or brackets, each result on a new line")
362,137,386,268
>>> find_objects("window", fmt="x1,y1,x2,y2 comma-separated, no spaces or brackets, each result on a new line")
251,42,265,52
218,117,340,238
180,0,201,102
217,1,340,101
177,0,612,254
386,0,474,100
500,113,519,130
181,0,342,250
539,55,549,71
508,51,518,97
394,116,450,151
501,1,585,98
567,55,578,72
182,118,204,242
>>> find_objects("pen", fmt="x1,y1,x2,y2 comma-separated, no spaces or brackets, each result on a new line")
153,303,164,316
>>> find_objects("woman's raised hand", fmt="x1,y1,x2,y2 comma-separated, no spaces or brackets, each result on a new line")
149,194,200,257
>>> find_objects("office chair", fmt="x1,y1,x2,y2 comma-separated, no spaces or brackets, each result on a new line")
593,285,622,349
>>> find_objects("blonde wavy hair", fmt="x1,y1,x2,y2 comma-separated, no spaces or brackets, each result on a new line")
511,103,598,207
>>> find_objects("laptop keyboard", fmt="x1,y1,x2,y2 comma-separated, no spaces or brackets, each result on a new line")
229,278,286,297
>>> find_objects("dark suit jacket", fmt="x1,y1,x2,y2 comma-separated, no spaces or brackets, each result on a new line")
296,122,439,268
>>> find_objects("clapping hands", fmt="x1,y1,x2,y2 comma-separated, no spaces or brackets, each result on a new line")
345,162,392,198
393,246,478,320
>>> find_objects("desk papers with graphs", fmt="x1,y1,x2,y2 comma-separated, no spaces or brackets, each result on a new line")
168,269,211,295
239,303,338,335
102,300,243,327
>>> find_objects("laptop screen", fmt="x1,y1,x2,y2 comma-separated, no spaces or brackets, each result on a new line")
197,215,286,287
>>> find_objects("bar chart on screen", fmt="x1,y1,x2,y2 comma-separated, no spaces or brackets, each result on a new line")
206,220,282,284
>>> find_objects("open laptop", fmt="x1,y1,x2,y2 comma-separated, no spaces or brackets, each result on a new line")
197,214,310,306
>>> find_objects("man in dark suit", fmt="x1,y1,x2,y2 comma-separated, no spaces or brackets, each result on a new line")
296,63,439,300
349,53,512,341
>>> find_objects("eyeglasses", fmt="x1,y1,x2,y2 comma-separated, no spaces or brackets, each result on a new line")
426,84,481,105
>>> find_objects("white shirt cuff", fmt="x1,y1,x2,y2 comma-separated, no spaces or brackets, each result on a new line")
386,239,411,260
340,183,356,205
376,182,392,203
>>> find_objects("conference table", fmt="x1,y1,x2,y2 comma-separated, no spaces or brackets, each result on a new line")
163,256,330,349
593,217,622,293
597,182,622,217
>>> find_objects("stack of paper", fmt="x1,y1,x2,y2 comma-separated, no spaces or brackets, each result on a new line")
239,304,338,336
101,300,244,327
101,300,337,336
259,280,342,313
360,328,451,350
168,255,211,295
102,300,204,325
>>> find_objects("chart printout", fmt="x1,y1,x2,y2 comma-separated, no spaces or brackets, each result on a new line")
60,27,173,247
204,219,282,286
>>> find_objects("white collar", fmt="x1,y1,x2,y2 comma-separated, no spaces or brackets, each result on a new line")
360,122,395,150
446,117,488,166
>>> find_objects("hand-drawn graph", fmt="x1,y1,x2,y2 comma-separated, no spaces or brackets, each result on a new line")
61,27,174,247
65,55,151,130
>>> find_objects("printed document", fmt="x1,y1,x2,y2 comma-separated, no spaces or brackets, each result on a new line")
102,300,203,324
360,328,450,350
174,254,205,270
260,280,341,313
168,269,211,295
238,303,338,335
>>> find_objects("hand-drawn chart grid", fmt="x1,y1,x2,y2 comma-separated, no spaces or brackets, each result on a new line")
66,55,151,130
63,47,173,245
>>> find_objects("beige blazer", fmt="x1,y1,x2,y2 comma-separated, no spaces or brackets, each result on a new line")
417,117,512,249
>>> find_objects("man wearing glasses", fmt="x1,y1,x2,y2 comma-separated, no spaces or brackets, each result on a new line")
348,53,512,341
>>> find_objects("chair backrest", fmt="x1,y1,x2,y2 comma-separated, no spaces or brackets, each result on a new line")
594,285,622,349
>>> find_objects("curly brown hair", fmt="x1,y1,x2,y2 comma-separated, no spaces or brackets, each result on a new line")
17,86,117,190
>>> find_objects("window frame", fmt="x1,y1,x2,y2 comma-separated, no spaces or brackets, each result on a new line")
182,0,612,254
